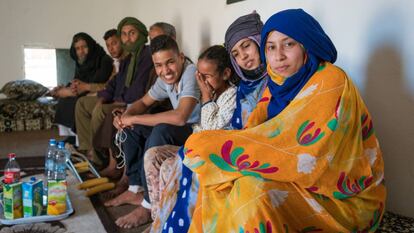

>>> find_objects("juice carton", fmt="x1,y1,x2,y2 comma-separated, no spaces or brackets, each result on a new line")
22,177,43,217
3,181,23,219
47,180,67,215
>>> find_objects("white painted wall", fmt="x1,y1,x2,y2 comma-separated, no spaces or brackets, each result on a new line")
0,0,135,88
1,0,414,218
131,0,414,93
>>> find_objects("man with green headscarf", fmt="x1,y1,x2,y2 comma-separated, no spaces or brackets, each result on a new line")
98,16,153,102
78,17,156,168
117,17,149,88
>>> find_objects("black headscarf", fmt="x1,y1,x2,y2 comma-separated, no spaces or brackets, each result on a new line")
69,32,108,82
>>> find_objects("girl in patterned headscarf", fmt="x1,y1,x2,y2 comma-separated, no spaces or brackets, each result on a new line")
224,11,268,130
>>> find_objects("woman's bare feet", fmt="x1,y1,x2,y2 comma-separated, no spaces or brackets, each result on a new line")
115,206,152,229
104,189,143,207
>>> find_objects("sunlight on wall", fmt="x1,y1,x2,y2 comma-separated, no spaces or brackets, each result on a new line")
24,48,57,88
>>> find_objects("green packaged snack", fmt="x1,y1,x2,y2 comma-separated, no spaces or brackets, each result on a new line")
3,182,23,219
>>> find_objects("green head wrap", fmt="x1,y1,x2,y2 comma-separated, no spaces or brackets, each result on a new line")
117,17,148,87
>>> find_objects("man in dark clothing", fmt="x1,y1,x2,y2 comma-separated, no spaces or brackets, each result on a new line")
93,20,178,197
97,45,153,105
74,29,127,167
75,19,155,169
52,32,113,135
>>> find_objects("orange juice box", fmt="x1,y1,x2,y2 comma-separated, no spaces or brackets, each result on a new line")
3,182,23,219
47,180,67,215
22,177,43,217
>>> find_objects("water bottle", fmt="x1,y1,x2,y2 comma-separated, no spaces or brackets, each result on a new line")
4,153,21,184
43,139,57,206
54,142,67,180
44,139,57,193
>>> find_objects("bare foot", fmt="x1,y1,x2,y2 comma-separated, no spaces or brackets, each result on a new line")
86,149,95,162
104,190,143,207
101,174,128,200
115,206,152,229
99,166,122,179
88,150,105,170
99,156,122,179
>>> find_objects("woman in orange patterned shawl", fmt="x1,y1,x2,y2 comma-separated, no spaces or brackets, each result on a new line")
183,8,386,232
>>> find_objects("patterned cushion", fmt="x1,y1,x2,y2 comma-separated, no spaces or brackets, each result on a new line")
0,80,49,101
0,97,56,132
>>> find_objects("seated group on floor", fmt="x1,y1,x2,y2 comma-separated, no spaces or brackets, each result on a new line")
50,8,386,232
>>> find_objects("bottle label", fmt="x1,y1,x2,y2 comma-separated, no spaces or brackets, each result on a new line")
4,170,20,184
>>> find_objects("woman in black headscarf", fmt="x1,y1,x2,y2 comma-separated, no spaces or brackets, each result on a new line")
53,32,113,133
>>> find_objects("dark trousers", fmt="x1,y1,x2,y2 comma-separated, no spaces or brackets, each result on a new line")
54,96,78,129
123,123,193,201
92,112,119,166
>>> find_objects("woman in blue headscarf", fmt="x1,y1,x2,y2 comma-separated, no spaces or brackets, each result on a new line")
182,9,386,232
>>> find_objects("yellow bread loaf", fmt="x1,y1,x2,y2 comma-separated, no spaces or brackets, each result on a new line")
85,182,115,197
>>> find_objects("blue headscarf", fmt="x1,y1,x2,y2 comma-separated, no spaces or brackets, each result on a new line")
260,9,337,119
